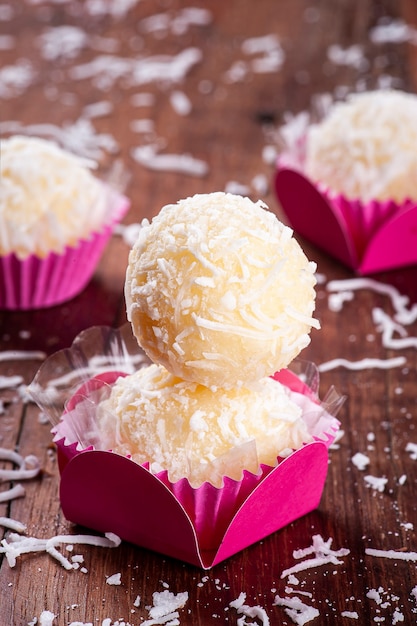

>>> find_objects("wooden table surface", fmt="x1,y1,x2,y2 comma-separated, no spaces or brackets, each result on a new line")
1,1,417,624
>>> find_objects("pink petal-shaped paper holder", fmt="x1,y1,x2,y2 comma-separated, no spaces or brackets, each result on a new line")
57,441,329,569
0,187,130,310
275,166,417,275
53,368,340,569
29,325,343,569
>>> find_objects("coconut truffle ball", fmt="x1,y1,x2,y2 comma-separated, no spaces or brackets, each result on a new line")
125,192,319,389
97,364,312,487
304,89,417,203
0,135,107,259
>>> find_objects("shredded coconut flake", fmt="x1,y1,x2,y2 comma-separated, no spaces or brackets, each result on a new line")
131,144,209,176
370,18,417,45
366,548,417,562
0,375,24,389
405,442,417,460
364,475,388,492
281,535,350,579
341,610,359,619
351,452,370,470
0,516,27,533
318,357,406,373
0,350,46,362
39,611,56,626
0,447,41,481
273,595,319,625
141,590,188,626
229,592,270,626
0,484,26,503
0,531,121,569
106,572,122,585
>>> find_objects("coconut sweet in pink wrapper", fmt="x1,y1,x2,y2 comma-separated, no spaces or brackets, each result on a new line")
29,193,344,568
275,89,417,274
0,135,130,309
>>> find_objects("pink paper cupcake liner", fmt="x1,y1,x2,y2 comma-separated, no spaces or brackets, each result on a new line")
0,187,130,310
29,325,344,568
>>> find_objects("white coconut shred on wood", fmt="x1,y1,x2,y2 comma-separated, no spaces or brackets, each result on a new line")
279,534,350,578
229,591,270,625
0,447,41,481
0,531,121,569
0,349,46,361
0,118,118,160
318,356,406,372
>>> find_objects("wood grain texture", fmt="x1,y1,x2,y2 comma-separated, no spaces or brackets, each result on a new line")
1,1,417,624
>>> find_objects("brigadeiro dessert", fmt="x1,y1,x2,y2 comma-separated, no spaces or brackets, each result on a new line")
0,135,130,309
30,192,343,568
275,89,417,274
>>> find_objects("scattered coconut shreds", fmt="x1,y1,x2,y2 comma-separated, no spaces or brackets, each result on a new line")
405,442,417,460
106,572,122,586
69,48,203,90
0,447,41,482
0,374,24,390
0,483,26,503
365,548,417,563
82,100,114,119
370,18,417,45
328,289,355,312
273,595,319,625
327,43,367,71
113,222,142,247
0,118,118,161
138,6,212,35
0,350,46,362
38,610,55,626
351,452,371,470
169,90,192,116
341,610,359,619
224,180,251,196
364,475,388,492
318,356,406,373
229,592,270,626
0,531,121,569
0,516,26,533
365,586,406,624
0,60,35,99
372,307,417,350
131,144,209,176
141,590,189,626
327,276,417,343
280,534,350,579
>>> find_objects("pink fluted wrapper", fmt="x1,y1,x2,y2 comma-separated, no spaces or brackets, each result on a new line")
0,186,130,310
275,161,417,274
29,325,344,569
275,122,417,275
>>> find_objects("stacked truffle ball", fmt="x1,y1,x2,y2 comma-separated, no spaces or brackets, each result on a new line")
98,192,320,486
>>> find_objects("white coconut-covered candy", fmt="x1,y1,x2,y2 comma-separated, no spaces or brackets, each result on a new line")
305,89,417,203
97,364,312,487
125,192,319,389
